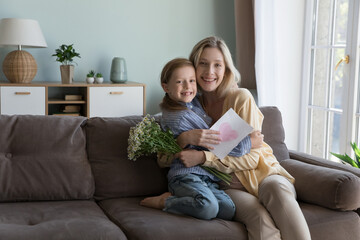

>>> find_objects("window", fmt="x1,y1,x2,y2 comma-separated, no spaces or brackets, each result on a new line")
302,0,360,159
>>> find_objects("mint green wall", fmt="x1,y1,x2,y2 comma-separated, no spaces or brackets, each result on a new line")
0,0,235,114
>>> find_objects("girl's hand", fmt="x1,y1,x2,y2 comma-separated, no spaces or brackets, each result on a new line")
175,149,206,168
250,130,264,149
177,129,221,149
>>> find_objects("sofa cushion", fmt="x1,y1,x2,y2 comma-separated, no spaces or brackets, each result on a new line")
99,197,247,240
259,106,290,161
0,200,126,240
300,202,360,240
86,116,168,200
281,159,360,211
0,115,94,201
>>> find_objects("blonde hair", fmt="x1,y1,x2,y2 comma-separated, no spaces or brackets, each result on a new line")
189,36,240,98
159,58,195,111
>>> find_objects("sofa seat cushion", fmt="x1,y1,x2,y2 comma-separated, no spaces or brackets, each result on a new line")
0,115,94,201
86,117,168,200
98,197,248,240
0,200,126,240
300,202,360,240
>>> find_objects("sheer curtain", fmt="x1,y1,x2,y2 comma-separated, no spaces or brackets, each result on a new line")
236,0,306,149
253,0,279,107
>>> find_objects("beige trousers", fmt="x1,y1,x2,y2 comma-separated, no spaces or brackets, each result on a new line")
225,175,311,240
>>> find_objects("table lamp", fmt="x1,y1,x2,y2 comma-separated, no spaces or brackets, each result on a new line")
0,18,47,83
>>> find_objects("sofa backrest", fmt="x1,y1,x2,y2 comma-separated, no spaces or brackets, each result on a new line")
86,107,288,200
260,106,290,161
0,115,94,202
86,116,168,201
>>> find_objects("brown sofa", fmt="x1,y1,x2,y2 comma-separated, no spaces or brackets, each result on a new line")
0,106,359,240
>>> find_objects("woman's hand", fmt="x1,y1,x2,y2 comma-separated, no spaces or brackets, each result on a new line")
250,130,264,149
177,129,221,149
175,149,206,167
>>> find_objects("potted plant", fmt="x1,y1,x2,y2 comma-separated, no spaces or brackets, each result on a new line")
52,44,81,84
95,72,104,84
331,142,360,168
86,70,95,84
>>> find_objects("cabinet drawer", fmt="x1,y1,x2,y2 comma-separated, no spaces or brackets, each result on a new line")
0,86,45,115
89,86,144,117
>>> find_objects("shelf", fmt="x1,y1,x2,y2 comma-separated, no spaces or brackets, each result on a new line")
48,99,86,104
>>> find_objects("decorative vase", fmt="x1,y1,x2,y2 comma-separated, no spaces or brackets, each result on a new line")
60,65,74,84
110,57,127,83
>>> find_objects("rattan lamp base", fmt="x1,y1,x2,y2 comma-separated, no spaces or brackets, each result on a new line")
2,50,37,83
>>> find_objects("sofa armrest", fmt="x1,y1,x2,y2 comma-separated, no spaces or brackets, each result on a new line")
281,158,360,211
289,150,360,178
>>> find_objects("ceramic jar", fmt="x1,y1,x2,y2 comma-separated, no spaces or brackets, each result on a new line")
110,57,127,83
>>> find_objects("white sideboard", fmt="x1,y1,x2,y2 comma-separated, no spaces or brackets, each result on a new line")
0,86,46,115
89,86,144,117
0,82,146,117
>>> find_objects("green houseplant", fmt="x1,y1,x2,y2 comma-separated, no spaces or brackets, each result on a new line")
330,142,360,168
52,44,81,84
95,72,104,84
86,70,95,84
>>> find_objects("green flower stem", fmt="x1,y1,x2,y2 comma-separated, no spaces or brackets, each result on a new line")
202,166,232,185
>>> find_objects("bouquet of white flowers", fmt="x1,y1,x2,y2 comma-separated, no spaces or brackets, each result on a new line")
127,114,232,184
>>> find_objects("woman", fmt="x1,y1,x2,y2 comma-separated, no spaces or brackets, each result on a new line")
145,36,311,240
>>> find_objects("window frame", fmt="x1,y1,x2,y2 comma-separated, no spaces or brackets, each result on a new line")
300,0,360,158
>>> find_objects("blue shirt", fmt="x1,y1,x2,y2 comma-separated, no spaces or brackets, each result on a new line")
161,96,251,181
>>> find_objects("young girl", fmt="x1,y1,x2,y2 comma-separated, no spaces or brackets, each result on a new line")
140,58,261,220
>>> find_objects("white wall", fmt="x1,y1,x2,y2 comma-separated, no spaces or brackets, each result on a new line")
0,0,236,114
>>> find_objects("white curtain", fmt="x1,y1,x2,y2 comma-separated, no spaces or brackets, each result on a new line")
252,0,306,150
253,0,279,107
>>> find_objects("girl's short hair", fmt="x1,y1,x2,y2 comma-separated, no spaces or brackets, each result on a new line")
189,36,240,98
159,58,195,111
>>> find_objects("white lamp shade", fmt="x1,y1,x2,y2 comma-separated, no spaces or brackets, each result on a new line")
0,18,47,48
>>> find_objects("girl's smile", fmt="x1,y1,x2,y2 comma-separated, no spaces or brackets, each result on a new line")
162,65,197,103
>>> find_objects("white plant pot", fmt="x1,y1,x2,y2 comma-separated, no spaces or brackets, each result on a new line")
95,77,104,84
86,77,94,84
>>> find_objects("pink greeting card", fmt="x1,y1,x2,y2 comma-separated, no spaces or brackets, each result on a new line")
209,108,253,159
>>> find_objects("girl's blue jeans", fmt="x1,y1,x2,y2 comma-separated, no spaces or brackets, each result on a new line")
164,173,235,220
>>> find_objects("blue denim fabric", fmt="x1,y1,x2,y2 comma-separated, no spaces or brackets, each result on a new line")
164,174,235,220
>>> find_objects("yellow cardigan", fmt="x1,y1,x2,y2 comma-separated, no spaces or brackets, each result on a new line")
201,88,294,196
157,88,294,196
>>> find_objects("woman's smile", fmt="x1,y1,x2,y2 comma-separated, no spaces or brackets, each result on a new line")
196,47,225,92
